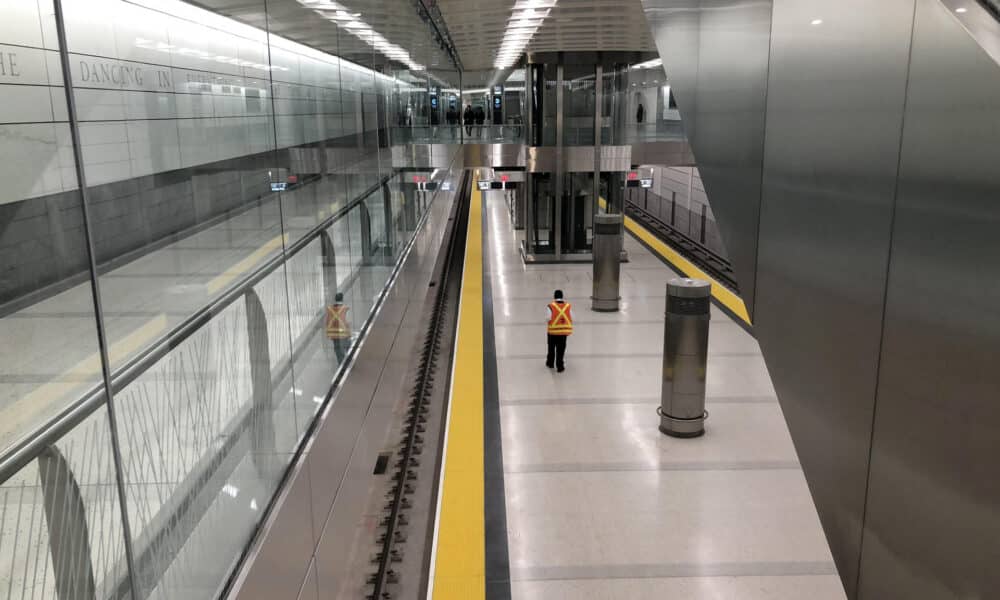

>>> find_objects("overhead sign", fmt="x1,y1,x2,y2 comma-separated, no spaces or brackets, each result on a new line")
478,181,515,190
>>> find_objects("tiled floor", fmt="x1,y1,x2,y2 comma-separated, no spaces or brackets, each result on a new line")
484,191,847,599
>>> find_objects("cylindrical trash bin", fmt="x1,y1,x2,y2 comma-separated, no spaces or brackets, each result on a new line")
659,278,711,437
591,213,623,311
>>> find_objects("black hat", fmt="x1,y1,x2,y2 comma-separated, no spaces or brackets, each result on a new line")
335,292,344,302
554,290,564,300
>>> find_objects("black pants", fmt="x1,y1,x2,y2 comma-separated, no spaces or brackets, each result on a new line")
546,334,568,370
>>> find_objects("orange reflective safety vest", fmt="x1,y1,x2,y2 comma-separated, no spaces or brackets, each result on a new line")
547,301,573,335
325,304,350,340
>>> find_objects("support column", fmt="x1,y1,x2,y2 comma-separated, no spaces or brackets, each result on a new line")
594,63,603,223
555,59,564,261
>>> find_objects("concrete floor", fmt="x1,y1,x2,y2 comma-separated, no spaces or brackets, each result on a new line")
483,190,847,600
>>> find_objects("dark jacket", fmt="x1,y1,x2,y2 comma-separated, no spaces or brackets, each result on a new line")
473,105,486,124
463,106,473,124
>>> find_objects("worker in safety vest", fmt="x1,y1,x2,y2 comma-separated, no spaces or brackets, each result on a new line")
545,289,573,372
326,293,351,363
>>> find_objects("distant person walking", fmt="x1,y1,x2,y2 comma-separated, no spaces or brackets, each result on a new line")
326,292,351,363
636,102,645,124
545,290,573,372
463,104,474,136
474,104,486,138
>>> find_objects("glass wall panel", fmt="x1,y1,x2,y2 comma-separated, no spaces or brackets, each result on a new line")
562,64,595,146
0,406,131,600
616,62,684,143
461,68,523,143
0,0,463,596
60,0,280,372
542,65,558,146
0,0,106,464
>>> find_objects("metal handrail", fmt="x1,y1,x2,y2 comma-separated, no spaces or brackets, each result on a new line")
0,171,396,484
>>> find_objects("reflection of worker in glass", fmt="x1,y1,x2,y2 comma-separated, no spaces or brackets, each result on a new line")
326,293,351,363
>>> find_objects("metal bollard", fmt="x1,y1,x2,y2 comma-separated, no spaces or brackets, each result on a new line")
591,213,623,311
659,278,711,437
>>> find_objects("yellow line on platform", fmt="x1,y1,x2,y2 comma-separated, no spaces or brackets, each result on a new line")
0,314,168,448
430,179,485,599
206,233,289,295
600,198,751,325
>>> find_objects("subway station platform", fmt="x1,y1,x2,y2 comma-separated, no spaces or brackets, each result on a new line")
429,184,847,599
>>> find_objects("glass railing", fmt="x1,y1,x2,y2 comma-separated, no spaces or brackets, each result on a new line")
390,124,525,144
0,154,461,599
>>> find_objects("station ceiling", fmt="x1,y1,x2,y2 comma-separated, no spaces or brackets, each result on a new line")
433,0,657,70
198,0,656,80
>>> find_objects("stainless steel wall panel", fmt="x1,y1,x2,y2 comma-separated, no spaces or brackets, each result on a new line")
629,140,696,166
753,2,916,594
391,143,464,169
564,146,596,172
297,560,319,600
460,143,528,168
641,0,772,316
860,0,1000,597
600,145,635,171
641,1,1000,597
526,146,557,172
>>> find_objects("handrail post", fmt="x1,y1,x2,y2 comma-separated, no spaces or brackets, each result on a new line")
320,230,338,306
38,446,97,600
244,290,275,475
359,201,374,265
381,183,395,258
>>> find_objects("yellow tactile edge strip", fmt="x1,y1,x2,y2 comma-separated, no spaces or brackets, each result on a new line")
601,198,752,326
428,179,485,599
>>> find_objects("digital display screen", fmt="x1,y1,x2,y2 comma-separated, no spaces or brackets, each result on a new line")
477,181,492,191
441,181,452,191
430,97,438,109
640,178,653,189
494,97,501,109
271,182,287,192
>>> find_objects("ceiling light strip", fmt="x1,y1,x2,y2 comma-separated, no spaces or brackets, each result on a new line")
494,0,558,68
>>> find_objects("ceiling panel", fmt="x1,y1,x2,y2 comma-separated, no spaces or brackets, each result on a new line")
197,0,460,78
434,0,656,71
